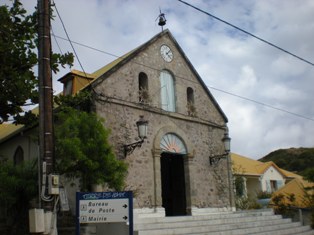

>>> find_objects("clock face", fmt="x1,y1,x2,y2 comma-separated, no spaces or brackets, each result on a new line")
160,44,173,62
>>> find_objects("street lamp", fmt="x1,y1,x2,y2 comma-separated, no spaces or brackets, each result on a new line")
209,128,231,165
124,116,148,157
222,129,231,154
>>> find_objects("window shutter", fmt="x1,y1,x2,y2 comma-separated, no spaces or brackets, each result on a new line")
160,71,175,112
266,180,271,192
276,180,284,189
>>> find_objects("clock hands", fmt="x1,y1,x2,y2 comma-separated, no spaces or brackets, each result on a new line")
166,49,172,57
164,48,173,60
160,45,173,62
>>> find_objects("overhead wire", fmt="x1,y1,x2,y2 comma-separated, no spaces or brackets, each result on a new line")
50,0,313,123
51,34,314,122
51,27,63,55
52,1,89,79
208,86,314,122
178,0,314,67
51,1,101,100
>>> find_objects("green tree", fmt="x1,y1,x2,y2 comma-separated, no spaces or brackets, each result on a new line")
55,106,127,191
303,168,314,182
0,0,73,124
0,159,37,235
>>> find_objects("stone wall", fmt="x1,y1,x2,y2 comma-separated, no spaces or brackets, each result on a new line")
92,33,233,212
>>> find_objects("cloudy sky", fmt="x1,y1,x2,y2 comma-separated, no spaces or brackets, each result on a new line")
16,0,314,159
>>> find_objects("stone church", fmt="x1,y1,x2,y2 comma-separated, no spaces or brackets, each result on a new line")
0,29,234,219
59,29,235,217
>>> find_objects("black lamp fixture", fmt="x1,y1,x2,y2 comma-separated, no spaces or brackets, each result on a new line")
209,128,231,165
124,115,148,157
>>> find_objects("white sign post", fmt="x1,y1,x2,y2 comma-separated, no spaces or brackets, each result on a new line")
76,191,133,235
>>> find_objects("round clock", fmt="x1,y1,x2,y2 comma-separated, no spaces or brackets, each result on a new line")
160,44,173,62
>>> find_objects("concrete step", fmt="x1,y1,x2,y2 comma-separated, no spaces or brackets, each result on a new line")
134,210,313,235
135,215,286,231
135,209,274,225
295,230,314,235
136,222,305,235
249,223,314,235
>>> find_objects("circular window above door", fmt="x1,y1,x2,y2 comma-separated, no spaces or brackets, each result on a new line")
160,133,187,154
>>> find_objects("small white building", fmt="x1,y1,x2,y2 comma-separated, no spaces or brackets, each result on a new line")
231,153,298,198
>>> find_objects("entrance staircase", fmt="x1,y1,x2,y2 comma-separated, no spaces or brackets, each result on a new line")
134,209,314,235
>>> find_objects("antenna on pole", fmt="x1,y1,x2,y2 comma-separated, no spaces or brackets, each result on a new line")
156,8,166,31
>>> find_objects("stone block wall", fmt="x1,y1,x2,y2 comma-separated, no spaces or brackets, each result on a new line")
92,33,233,212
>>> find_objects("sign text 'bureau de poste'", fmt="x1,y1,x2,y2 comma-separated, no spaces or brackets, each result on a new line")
76,191,133,234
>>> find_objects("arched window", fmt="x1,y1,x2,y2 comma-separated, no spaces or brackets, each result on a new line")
160,70,175,112
160,133,187,154
14,146,24,165
187,87,194,104
138,72,149,103
187,87,196,116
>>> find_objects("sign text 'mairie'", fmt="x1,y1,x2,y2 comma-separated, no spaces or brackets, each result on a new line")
79,198,129,224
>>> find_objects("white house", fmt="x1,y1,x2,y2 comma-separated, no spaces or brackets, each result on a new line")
231,153,298,198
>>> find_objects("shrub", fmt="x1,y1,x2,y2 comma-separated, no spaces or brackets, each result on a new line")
0,159,37,234
256,191,273,199
272,193,296,218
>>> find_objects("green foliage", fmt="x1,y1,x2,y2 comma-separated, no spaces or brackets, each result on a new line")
54,90,92,112
236,195,262,210
234,176,245,198
0,159,38,234
259,147,314,175
272,193,296,218
256,191,273,199
55,107,127,191
0,0,73,124
303,168,314,183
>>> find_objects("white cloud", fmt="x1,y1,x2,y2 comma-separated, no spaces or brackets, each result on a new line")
234,65,257,92
5,0,314,159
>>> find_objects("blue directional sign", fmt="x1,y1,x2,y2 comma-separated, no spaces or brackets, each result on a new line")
76,191,133,235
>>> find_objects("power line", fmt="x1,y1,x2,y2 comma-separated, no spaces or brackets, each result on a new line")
52,1,100,95
52,34,314,122
208,86,314,122
178,0,314,68
52,34,119,59
52,1,88,78
51,27,63,55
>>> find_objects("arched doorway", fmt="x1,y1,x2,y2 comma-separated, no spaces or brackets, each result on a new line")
160,133,187,216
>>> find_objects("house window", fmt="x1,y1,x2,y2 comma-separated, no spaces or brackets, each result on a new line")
270,180,277,192
187,87,196,116
138,72,149,103
64,79,73,95
266,180,283,192
14,146,24,165
160,70,175,112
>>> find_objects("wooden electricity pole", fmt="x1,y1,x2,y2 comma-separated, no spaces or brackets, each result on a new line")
38,0,54,211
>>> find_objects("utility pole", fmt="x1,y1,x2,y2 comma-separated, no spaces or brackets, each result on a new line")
38,0,54,219
29,1,57,234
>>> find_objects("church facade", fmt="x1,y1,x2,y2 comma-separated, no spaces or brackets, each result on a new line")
0,30,235,218
73,29,234,216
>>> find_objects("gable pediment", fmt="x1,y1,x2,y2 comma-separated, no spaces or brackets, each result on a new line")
70,29,228,124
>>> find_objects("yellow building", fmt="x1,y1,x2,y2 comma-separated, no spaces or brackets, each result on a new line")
231,153,314,209
232,153,299,197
